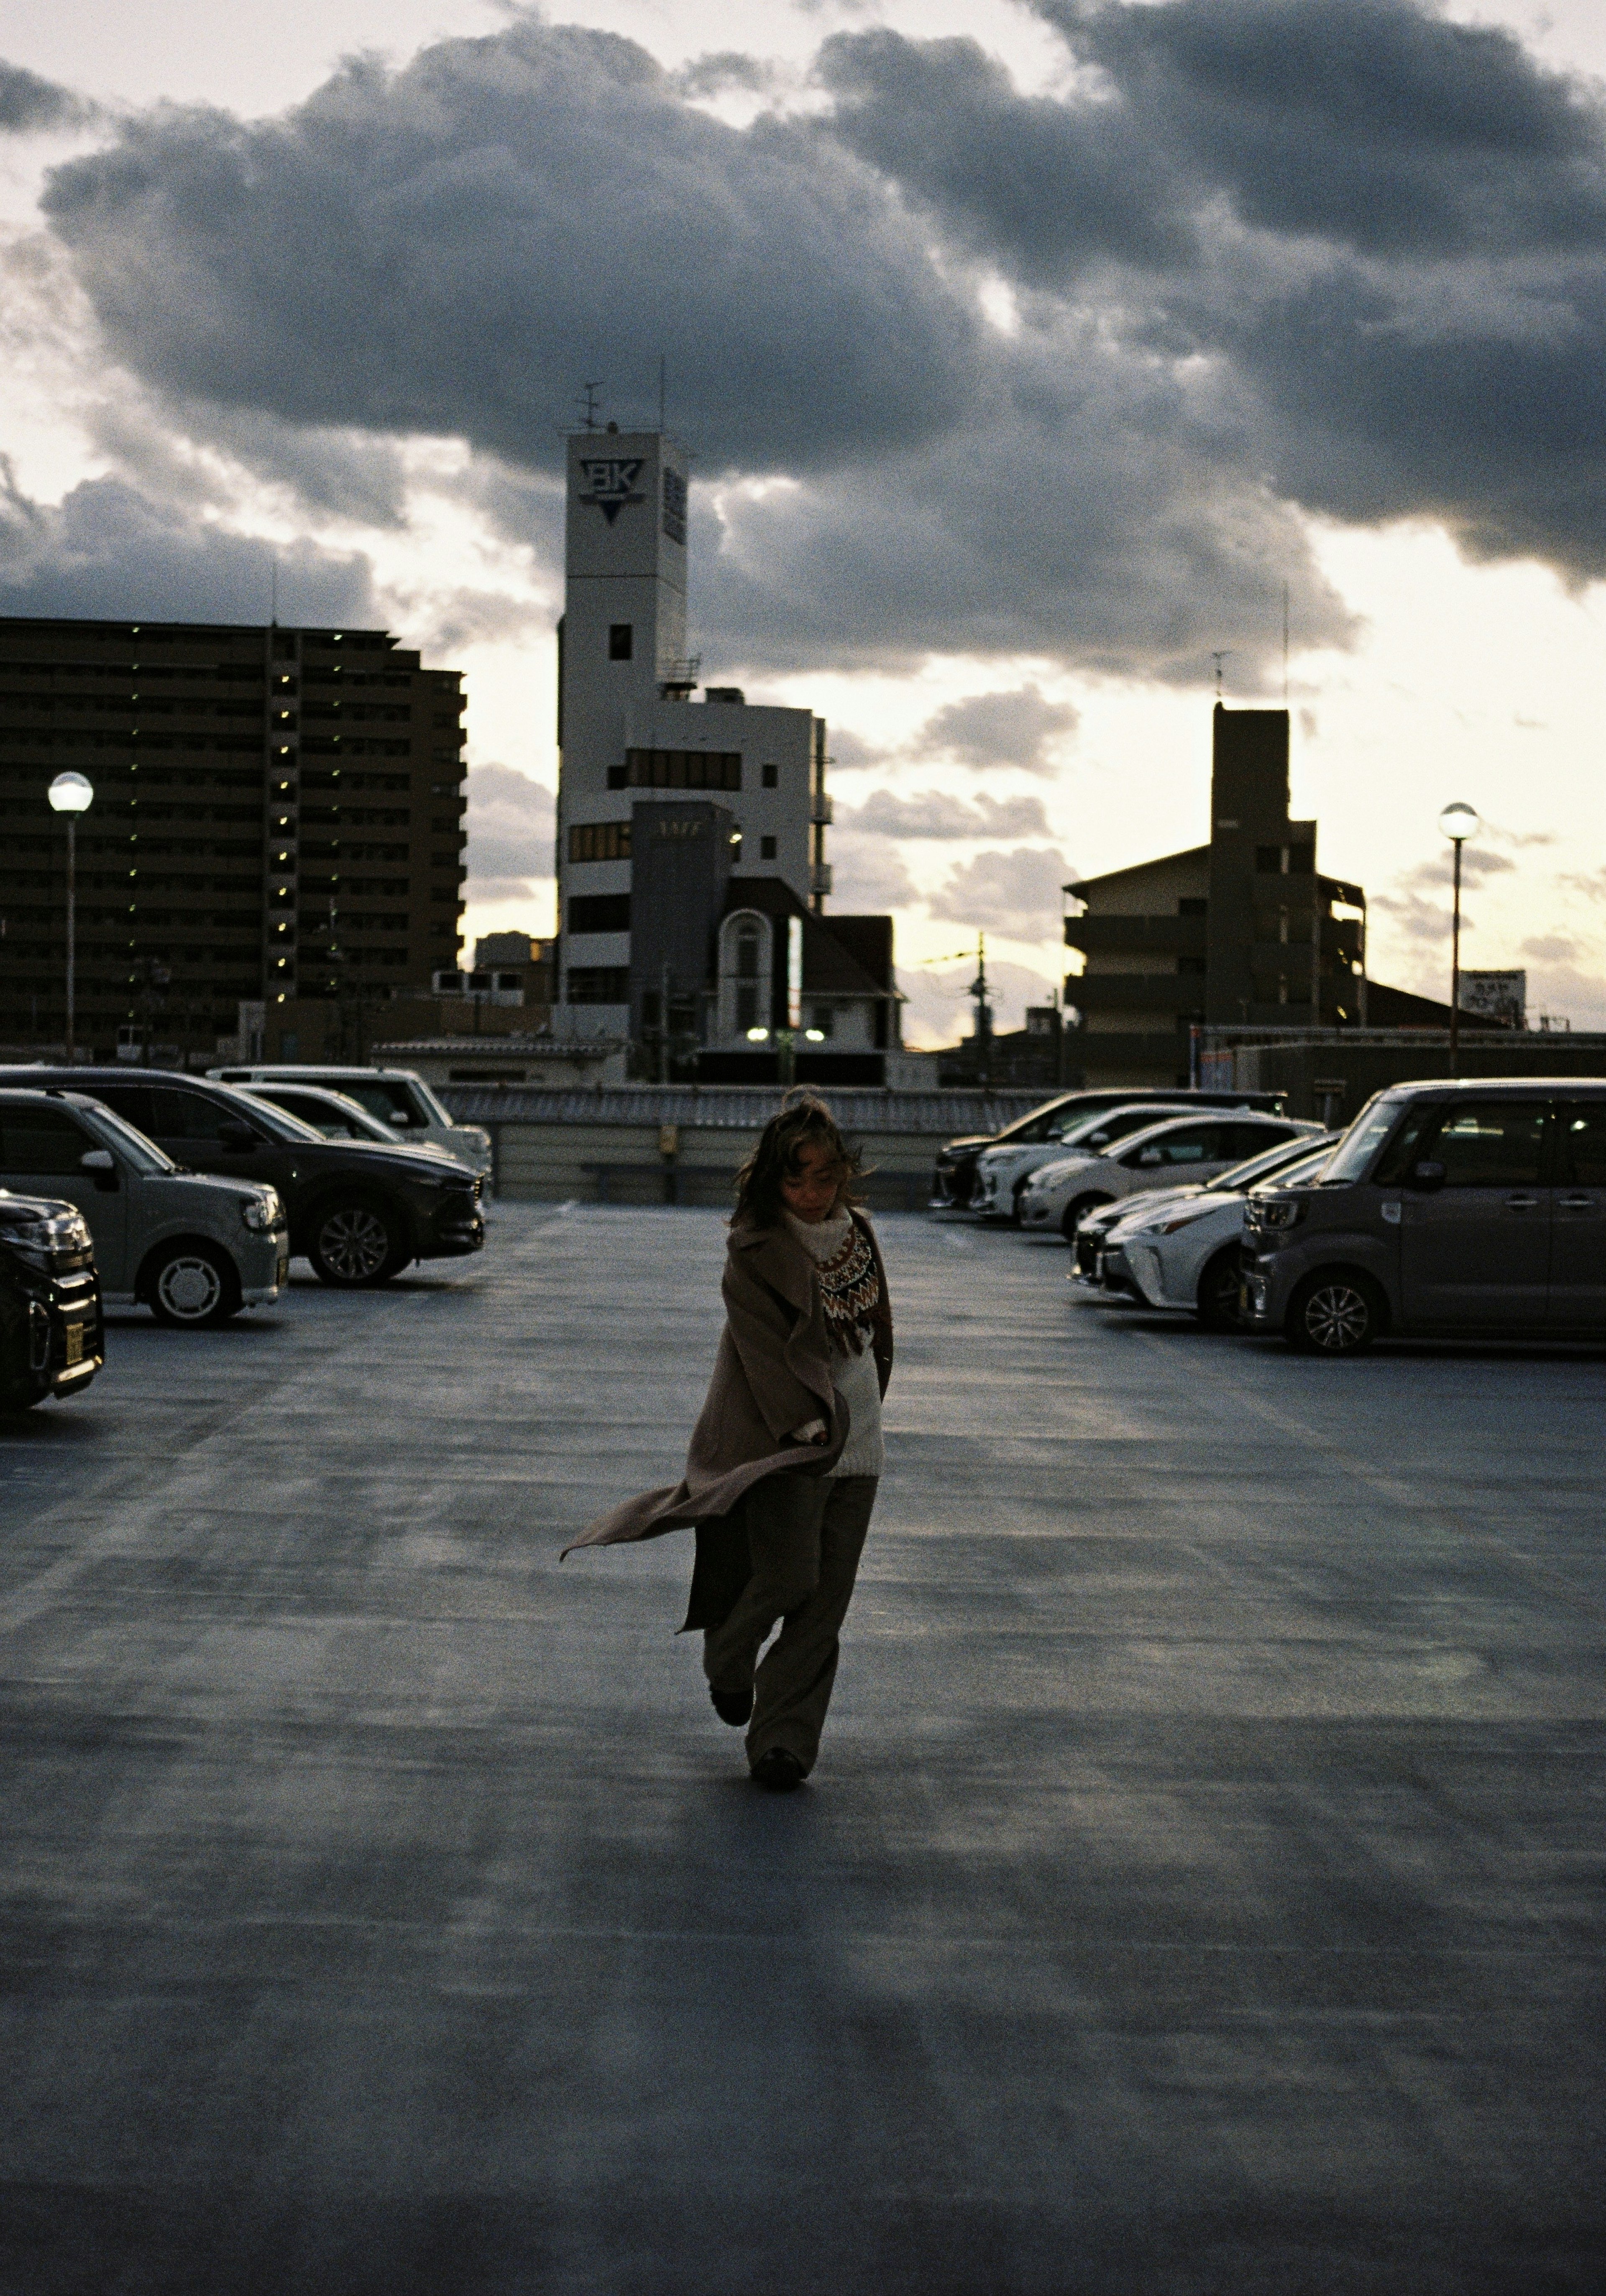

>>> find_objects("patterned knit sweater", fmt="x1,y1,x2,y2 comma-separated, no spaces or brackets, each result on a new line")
783,1210,885,1479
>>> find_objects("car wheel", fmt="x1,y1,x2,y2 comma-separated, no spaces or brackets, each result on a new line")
147,1242,243,1329
1061,1192,1114,1241
1285,1270,1384,1355
309,1198,408,1287
1196,1246,1246,1332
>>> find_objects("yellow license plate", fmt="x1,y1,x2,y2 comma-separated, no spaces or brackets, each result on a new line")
65,1323,84,1366
276,1254,289,1287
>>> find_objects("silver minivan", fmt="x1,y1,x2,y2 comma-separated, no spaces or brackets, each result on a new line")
1242,1078,1606,1351
207,1064,491,1174
0,1090,288,1328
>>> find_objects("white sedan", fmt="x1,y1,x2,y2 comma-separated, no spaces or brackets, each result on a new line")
1104,1138,1337,1328
1018,1110,1323,1237
971,1100,1198,1219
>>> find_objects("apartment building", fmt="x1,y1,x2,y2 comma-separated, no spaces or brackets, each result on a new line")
1064,706,1368,1087
0,617,467,1060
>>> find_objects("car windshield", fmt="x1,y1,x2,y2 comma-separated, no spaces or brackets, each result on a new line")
80,1104,177,1174
1056,1103,1193,1150
1215,1134,1335,1192
1319,1095,1407,1184
1248,1145,1334,1193
230,1094,326,1144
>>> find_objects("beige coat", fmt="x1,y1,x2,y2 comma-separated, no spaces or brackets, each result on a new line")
563,1211,893,1625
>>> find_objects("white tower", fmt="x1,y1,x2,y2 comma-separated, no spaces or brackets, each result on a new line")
554,426,828,1042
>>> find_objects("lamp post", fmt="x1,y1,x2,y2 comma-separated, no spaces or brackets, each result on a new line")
1437,801,1481,1075
47,772,94,1063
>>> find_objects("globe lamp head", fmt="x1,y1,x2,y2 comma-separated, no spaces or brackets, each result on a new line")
48,771,95,815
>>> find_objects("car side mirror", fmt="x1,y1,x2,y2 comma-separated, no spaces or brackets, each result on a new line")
218,1119,261,1149
1407,1159,1446,1193
79,1148,119,1191
1085,1130,1109,1147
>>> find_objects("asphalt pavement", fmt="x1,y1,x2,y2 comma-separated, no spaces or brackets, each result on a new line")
2,1205,1603,2295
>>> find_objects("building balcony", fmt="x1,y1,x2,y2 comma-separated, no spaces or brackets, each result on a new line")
1064,914,1207,955
810,794,834,825
1073,973,1207,1014
809,861,833,897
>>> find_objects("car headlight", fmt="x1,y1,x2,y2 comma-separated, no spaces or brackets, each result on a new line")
1151,1205,1222,1236
1251,1198,1307,1231
3,1209,92,1269
239,1190,283,1233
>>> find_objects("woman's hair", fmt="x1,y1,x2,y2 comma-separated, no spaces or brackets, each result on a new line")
731,1091,867,1229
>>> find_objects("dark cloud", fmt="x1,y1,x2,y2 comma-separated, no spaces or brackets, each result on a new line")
465,763,555,896
825,838,918,913
918,686,1078,774
0,61,95,134
0,462,375,626
43,21,977,477
1521,932,1582,962
838,788,1054,838
31,0,1606,667
927,846,1073,938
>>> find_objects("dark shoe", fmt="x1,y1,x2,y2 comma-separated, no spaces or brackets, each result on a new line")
751,1747,806,1792
710,1685,753,1726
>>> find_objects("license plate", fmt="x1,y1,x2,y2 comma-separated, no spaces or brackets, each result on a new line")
276,1254,289,1287
65,1322,84,1366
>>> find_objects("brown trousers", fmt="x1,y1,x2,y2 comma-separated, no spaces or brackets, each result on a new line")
702,1472,878,1776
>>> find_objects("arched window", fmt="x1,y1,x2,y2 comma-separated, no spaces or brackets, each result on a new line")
720,911,770,1039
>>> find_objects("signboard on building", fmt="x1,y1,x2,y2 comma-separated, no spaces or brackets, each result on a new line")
1459,971,1526,1027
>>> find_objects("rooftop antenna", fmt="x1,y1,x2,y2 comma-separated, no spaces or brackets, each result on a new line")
578,380,604,431
1212,649,1232,701
658,354,667,433
270,554,279,630
1281,582,1289,705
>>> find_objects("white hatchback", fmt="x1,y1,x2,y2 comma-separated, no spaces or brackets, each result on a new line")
209,1063,491,1175
970,1101,1199,1220
1018,1111,1322,1238
1102,1138,1337,1327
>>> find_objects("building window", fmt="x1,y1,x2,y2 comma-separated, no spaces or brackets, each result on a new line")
623,747,741,791
1177,955,1207,976
567,893,631,935
567,967,630,1003
720,909,771,1039
1178,896,1208,916
809,1005,834,1037
609,624,633,661
736,924,760,979
568,821,632,863
737,983,759,1031
760,835,777,860
762,764,778,788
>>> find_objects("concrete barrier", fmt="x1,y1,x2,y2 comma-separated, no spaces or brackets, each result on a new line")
436,1084,1053,1208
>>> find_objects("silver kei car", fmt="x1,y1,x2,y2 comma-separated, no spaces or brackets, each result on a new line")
0,1089,287,1329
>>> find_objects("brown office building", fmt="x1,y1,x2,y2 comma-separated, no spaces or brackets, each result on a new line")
1064,706,1368,1088
0,618,467,1060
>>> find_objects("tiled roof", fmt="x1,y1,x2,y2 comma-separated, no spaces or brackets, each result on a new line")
436,1084,1052,1133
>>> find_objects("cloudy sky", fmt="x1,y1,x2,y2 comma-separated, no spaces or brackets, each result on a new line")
6,0,1606,1043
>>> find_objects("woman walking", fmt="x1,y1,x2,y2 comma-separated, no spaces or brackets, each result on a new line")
565,1093,892,1790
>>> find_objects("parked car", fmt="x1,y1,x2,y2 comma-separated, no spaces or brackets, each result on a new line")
972,1101,1200,1221
208,1064,491,1174
928,1087,1287,1211
1064,1131,1342,1281
0,1089,285,1328
1101,1139,1338,1328
1242,1078,1606,1352
0,1188,103,1406
1020,1111,1324,1239
238,1081,453,1152
6,1069,485,1289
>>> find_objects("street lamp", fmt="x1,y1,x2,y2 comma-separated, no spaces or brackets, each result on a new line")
47,772,94,1063
1438,800,1481,1074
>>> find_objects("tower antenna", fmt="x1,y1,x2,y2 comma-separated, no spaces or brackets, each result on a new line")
270,554,278,629
1211,649,1232,700
578,381,604,431
1281,581,1289,705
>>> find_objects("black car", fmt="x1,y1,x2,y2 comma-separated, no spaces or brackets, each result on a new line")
9,1070,484,1288
930,1087,1289,1210
0,1190,103,1410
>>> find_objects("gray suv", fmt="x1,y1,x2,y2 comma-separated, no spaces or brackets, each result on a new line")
1242,1078,1606,1352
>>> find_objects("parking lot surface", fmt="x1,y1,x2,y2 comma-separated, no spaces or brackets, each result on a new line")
2,1206,1603,2295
